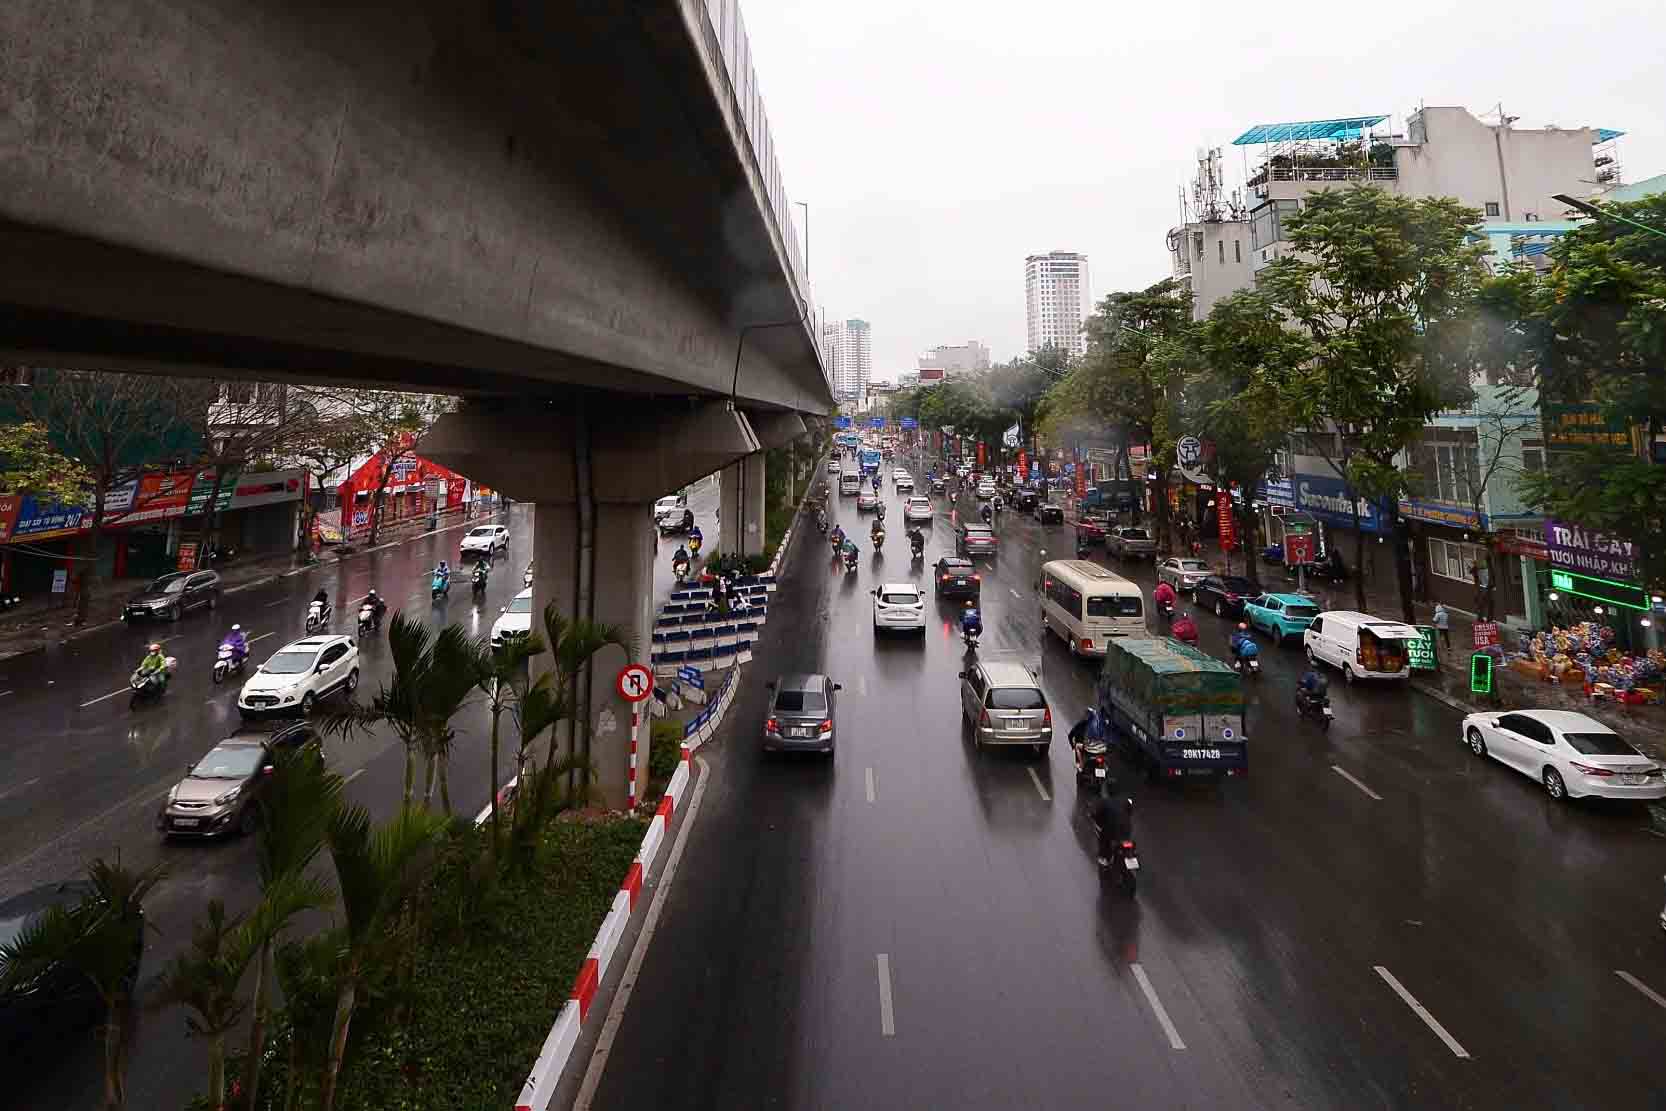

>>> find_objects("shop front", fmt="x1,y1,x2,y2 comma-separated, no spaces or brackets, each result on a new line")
337,452,466,541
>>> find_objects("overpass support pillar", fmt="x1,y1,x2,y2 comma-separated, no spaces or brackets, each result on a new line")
424,399,761,808
718,455,766,559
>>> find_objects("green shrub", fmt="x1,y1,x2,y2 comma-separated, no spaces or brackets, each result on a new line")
648,719,682,788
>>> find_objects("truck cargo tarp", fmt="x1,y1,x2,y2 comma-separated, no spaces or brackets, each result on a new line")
1098,637,1242,714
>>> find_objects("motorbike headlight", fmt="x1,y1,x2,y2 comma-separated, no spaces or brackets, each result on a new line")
213,786,242,807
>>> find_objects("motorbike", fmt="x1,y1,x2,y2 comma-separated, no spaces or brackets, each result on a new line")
909,535,924,562
1157,598,1175,622
980,504,992,525
1230,638,1261,678
1295,685,1334,730
1097,831,1140,895
816,511,829,535
471,564,489,597
688,535,704,558
129,658,177,709
357,602,381,636
842,547,859,573
1068,710,1109,787
431,571,450,600
872,528,885,552
305,600,331,633
212,641,247,685
672,558,691,583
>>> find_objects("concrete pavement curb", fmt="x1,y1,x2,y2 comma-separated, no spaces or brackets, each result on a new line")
506,666,739,1111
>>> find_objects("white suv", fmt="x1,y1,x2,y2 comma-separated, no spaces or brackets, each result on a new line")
460,524,509,558
239,635,359,718
904,496,933,523
893,469,914,492
871,583,926,634
492,588,535,649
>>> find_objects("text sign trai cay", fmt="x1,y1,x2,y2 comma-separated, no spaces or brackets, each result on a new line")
1543,520,1638,583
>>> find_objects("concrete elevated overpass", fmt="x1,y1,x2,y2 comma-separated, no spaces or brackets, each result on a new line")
1,0,830,803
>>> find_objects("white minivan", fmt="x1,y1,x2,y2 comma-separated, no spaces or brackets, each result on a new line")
1303,611,1419,682
1037,560,1144,657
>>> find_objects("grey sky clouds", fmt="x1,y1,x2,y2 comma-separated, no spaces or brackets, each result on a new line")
741,0,1666,382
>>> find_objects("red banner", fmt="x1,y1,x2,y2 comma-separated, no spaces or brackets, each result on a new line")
1472,621,1500,649
0,495,21,543
1017,449,1028,483
1217,494,1236,552
109,470,199,527
1074,460,1086,500
176,542,200,572
976,441,986,468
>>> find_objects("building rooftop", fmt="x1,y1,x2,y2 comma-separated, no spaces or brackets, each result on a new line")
1232,116,1387,145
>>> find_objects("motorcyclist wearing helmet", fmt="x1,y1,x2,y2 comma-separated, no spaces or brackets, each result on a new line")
1170,610,1199,645
961,600,983,639
1229,622,1256,659
1093,780,1134,867
1152,580,1178,611
223,624,248,662
138,643,169,686
1299,667,1328,702
366,589,387,627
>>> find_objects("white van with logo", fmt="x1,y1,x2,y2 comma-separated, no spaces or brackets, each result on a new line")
1303,611,1418,682
839,471,862,496
1037,560,1144,658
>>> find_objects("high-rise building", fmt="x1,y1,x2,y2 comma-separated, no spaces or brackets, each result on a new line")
1025,252,1091,357
823,318,873,402
917,341,991,378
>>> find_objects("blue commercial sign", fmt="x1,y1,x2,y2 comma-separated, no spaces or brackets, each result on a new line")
833,416,852,429
1256,478,1295,508
900,417,918,430
1289,473,1392,533
869,417,887,428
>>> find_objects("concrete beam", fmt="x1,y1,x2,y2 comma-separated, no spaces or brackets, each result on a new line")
747,411,809,451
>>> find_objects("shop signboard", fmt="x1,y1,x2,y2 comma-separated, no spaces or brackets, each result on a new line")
1542,402,1632,452
1496,533,1548,560
0,495,22,543
976,442,986,468
1407,625,1439,672
9,495,92,542
1257,478,1295,508
1543,520,1637,582
51,569,68,594
1291,473,1391,533
1399,499,1484,530
1017,449,1028,483
176,542,200,572
1284,533,1313,566
185,468,230,516
1472,620,1500,649
1548,569,1649,612
1216,494,1236,552
111,470,198,527
227,469,306,510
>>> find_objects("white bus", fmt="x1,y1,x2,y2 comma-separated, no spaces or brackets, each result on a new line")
1037,559,1145,657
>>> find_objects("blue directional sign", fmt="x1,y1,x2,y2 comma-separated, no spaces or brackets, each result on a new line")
833,416,852,429
869,417,886,428
900,417,918,430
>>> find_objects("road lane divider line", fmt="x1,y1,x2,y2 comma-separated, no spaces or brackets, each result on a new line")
248,632,275,644
858,674,868,696
264,598,288,608
876,954,896,1037
1027,767,1051,802
0,777,40,803
1130,963,1186,1050
866,767,876,803
1331,765,1383,800
0,690,11,698
1010,588,1021,599
79,687,130,708
0,771,180,883
1373,966,1470,1058
342,769,366,786
1615,970,1666,1013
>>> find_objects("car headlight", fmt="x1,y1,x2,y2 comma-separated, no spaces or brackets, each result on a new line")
282,694,295,703
214,786,242,807
167,784,179,803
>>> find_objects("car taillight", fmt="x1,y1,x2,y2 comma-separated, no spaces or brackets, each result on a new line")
765,717,779,734
1080,638,1093,652
1042,707,1052,727
1225,593,1238,601
818,719,833,733
1569,761,1614,777
978,708,991,728
972,573,981,581
1120,840,1136,851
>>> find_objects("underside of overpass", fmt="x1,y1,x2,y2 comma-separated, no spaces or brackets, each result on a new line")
0,0,829,415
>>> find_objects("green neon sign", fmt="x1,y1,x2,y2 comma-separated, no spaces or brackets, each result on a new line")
1470,653,1494,694
1548,569,1648,611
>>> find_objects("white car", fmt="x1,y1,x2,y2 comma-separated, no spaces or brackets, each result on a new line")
1461,709,1666,801
871,583,926,634
976,479,996,499
460,524,509,558
653,494,687,520
1158,557,1211,593
492,587,535,649
238,635,359,718
904,496,933,523
892,469,914,492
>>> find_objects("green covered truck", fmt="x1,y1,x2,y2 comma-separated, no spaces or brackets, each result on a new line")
1095,637,1246,781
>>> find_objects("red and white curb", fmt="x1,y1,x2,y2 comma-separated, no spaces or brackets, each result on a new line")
497,667,741,1111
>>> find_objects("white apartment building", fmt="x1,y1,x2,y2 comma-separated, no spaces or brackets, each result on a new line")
823,317,873,402
1024,252,1090,357
917,340,991,377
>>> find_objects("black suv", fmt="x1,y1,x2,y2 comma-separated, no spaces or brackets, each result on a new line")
933,556,980,599
123,570,220,622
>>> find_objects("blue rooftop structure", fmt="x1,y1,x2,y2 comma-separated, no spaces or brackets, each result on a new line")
1232,116,1388,145
1595,128,1625,143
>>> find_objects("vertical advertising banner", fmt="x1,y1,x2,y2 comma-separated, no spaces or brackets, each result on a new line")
1216,493,1236,552
1074,456,1086,500
976,441,986,469
1017,449,1028,483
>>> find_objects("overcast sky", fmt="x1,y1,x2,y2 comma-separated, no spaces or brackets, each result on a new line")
741,0,1666,382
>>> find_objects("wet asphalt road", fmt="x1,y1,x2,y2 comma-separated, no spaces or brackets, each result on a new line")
587,459,1666,1111
0,483,715,1110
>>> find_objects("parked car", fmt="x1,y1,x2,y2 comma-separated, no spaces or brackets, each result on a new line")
1195,575,1258,619
762,673,840,756
957,523,997,559
904,496,933,524
1242,593,1321,643
653,493,688,520
0,880,145,1057
460,524,510,558
238,635,360,718
872,583,926,634
1302,611,1418,681
1157,557,1211,593
958,658,1052,755
1106,526,1155,561
491,587,535,649
1075,516,1108,547
121,570,220,623
1461,709,1666,801
157,721,316,837
1033,500,1064,525
933,556,980,599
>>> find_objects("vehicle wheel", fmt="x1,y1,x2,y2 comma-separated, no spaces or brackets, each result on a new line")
238,805,259,836
1120,868,1138,896
1307,647,1320,667
213,665,225,685
1214,600,1224,618
1543,767,1567,801
1466,727,1487,757
207,594,217,611
301,692,316,715
345,668,359,693
168,604,181,622
1343,664,1356,684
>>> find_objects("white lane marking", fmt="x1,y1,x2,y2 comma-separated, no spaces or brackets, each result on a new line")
865,767,876,803
248,632,275,644
1026,766,1051,801
574,756,714,1110
1010,588,1021,599
79,687,130,708
342,768,366,786
1615,970,1666,1013
0,771,180,883
265,598,288,607
0,777,40,803
0,690,11,698
876,953,896,1037
282,567,307,577
1331,765,1383,801
1374,966,1470,1058
858,674,868,697
1130,963,1186,1050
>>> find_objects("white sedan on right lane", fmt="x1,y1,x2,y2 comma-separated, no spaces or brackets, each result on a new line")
1460,709,1666,801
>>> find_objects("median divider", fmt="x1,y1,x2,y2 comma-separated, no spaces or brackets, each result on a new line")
501,662,740,1111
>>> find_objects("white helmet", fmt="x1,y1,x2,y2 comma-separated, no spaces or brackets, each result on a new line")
231,624,241,631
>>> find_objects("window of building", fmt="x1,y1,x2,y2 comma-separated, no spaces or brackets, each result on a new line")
1520,443,1543,474
1234,240,1242,263
1412,429,1481,503
1484,202,1501,217
1429,538,1489,585
1218,240,1225,264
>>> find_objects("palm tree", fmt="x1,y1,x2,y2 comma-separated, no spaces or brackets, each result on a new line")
317,803,448,1111
149,900,257,1110
315,612,477,812
241,745,340,1111
466,630,547,861
0,854,167,1110
536,602,631,795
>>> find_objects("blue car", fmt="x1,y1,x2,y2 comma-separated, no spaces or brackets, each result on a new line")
1242,593,1321,642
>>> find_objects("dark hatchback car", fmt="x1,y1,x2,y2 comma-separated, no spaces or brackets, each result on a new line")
1196,575,1259,619
957,524,997,559
762,673,841,756
0,880,145,1056
122,570,220,623
933,556,981,599
157,721,316,837
1033,500,1064,525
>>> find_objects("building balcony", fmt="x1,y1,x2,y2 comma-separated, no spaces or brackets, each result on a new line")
1250,165,1397,196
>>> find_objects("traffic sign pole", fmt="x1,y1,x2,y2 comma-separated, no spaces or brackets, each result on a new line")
615,663,655,812
628,707,641,811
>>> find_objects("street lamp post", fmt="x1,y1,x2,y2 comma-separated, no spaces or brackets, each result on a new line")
1551,193,1666,240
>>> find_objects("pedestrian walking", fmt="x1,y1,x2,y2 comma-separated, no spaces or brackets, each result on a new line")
1433,602,1451,648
